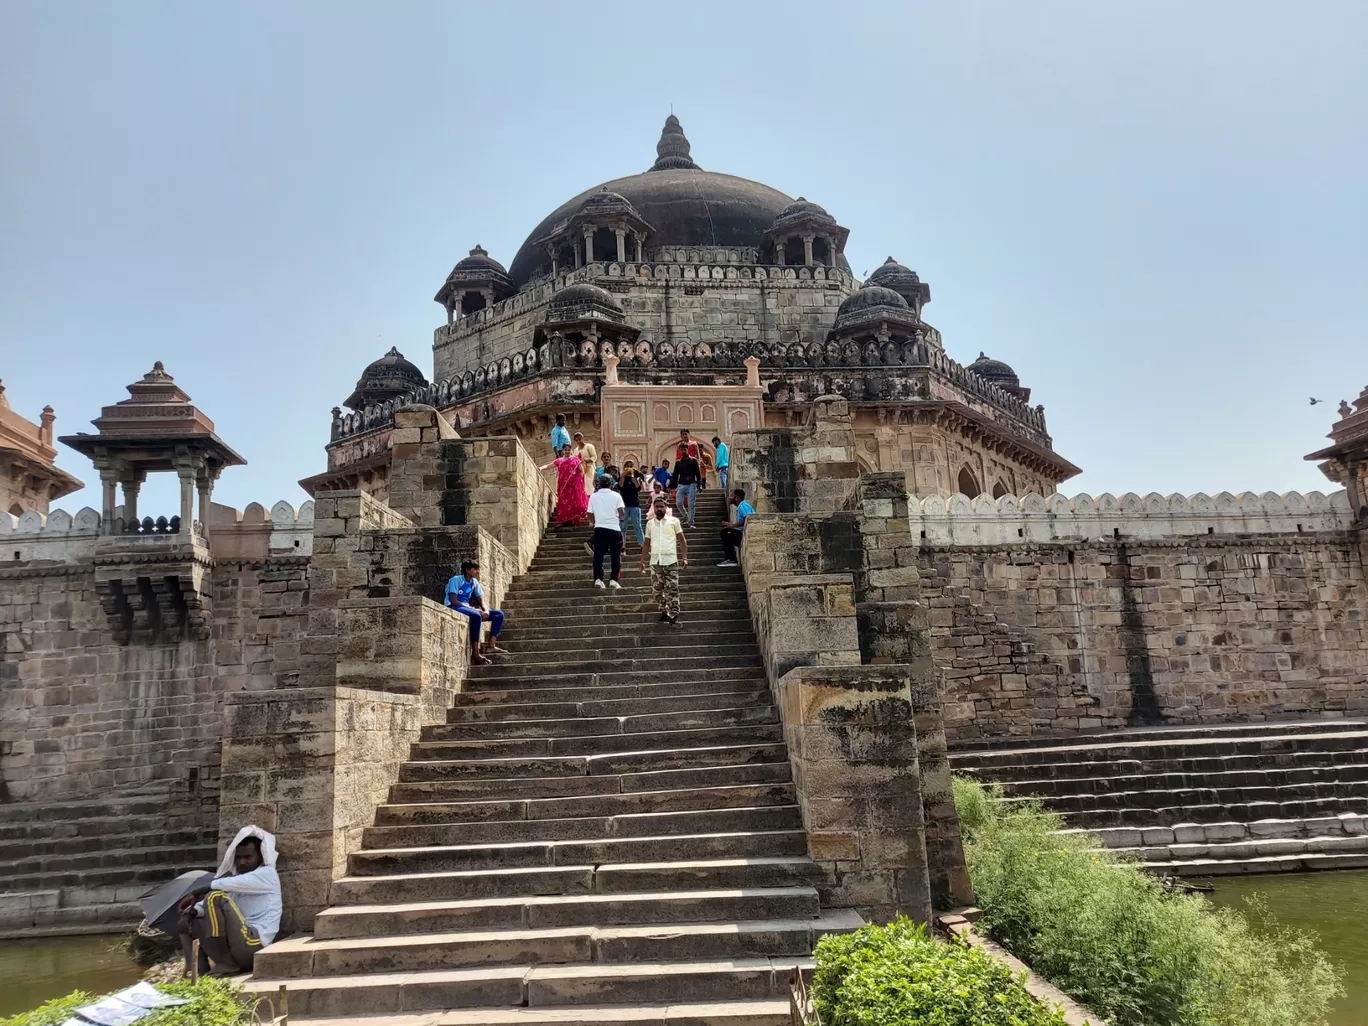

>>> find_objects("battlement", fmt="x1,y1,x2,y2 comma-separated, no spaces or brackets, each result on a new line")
907,489,1355,546
1,499,314,564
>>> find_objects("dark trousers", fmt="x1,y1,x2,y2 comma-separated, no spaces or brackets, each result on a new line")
180,890,262,974
592,527,623,582
721,527,744,562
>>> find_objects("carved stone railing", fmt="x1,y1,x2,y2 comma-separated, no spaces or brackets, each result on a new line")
331,333,1046,442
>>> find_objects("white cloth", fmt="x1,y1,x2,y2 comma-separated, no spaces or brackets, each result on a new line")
208,825,282,945
644,514,684,565
588,489,625,531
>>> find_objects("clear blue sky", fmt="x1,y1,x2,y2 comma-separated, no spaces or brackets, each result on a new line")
4,2,1365,517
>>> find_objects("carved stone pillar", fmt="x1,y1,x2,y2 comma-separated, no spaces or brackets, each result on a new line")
100,469,119,534
774,238,786,266
177,463,195,529
583,227,595,265
634,233,644,261
122,476,142,525
615,229,627,263
802,234,814,266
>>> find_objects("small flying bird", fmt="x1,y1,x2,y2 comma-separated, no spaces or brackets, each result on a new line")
1310,397,1324,405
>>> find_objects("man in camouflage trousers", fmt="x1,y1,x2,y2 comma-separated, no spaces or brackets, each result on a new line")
640,494,688,626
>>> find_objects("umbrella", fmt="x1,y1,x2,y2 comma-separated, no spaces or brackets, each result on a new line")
138,870,215,936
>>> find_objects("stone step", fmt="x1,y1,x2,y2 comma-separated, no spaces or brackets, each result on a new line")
992,764,1368,799
362,806,804,849
253,909,860,978
468,650,763,678
446,689,773,723
376,782,797,826
1115,832,1368,864
503,595,749,615
389,761,793,804
243,957,809,1017
0,844,216,879
1068,813,1368,849
499,608,749,630
276,998,791,1026
347,830,810,877
399,744,789,783
949,719,1368,753
1149,851,1368,876
501,619,751,643
409,724,784,761
0,796,188,824
458,671,770,701
329,858,823,907
0,827,210,853
428,706,776,740
1047,795,1368,830
1003,778,1368,815
499,631,758,656
315,886,821,939
950,729,1368,770
956,748,1368,784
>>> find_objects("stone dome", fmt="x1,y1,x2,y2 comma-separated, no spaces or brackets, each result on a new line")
968,353,1020,388
450,245,506,276
344,346,429,411
507,116,850,288
867,256,919,288
774,197,833,222
831,285,919,336
578,189,641,219
546,282,626,323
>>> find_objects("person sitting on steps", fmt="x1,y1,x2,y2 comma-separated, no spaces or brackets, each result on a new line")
178,825,281,978
445,559,508,665
718,488,756,567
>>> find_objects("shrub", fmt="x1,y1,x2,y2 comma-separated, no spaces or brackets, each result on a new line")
813,917,1068,1026
1,979,247,1026
953,776,1344,1026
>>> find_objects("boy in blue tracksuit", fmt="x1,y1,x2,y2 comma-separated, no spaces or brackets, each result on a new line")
445,560,507,665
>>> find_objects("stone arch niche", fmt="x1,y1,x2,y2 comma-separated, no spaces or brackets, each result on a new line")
599,378,764,481
957,466,981,499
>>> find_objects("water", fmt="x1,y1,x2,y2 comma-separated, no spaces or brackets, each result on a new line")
0,934,143,1018
1196,869,1368,1026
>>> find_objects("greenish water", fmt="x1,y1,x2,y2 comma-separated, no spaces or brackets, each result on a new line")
1196,869,1368,1026
0,934,143,1018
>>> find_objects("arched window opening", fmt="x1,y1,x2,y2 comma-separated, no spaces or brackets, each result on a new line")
460,291,487,316
592,227,616,263
8,503,23,518
812,237,832,266
957,467,981,499
783,237,805,266
992,480,1009,499
555,242,576,272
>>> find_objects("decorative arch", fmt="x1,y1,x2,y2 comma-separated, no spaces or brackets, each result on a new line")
956,466,981,499
991,480,1009,499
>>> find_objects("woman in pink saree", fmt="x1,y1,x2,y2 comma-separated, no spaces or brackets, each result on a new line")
541,446,588,525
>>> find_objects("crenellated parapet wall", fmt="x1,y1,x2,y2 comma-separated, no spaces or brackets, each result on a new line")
912,489,1355,546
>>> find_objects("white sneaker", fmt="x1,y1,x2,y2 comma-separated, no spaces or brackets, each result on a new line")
717,560,739,567
608,580,621,590
594,579,606,589
583,541,593,556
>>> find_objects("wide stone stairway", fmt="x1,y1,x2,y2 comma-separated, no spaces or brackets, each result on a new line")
952,720,1368,876
247,487,859,1024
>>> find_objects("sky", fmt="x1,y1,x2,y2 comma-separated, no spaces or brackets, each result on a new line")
3,1,1365,517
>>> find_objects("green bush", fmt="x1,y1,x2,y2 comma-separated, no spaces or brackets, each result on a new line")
953,776,1344,1026
1,979,247,1026
813,917,1068,1026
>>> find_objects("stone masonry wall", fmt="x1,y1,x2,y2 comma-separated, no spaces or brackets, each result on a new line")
924,533,1368,740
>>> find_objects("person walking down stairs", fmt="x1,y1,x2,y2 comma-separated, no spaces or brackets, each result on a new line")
640,493,688,626
587,475,625,590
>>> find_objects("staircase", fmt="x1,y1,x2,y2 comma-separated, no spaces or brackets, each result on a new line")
246,487,859,1024
951,720,1368,876
0,795,216,932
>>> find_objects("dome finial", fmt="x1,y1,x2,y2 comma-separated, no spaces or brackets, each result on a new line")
650,113,699,172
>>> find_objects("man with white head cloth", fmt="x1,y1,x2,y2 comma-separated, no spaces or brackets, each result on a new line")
178,825,282,976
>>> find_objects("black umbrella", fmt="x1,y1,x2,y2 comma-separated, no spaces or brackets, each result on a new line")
138,870,215,936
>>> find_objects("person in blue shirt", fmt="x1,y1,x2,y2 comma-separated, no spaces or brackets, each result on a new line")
717,489,755,567
711,436,730,491
652,460,671,488
550,413,571,454
444,560,507,665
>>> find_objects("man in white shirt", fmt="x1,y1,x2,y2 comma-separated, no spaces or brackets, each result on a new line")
640,494,688,625
179,825,282,977
587,474,626,590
